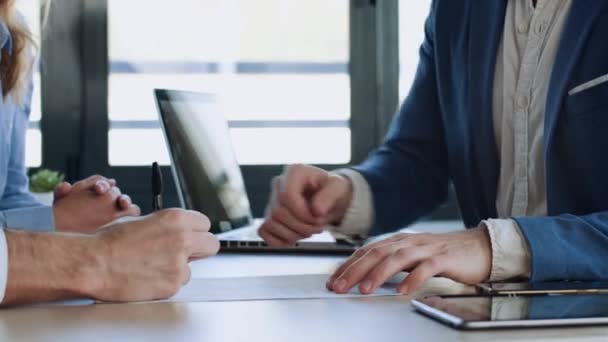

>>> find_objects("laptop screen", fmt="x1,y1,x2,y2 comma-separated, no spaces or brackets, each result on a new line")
155,89,252,232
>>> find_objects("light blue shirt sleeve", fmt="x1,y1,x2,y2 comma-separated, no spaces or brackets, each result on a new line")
0,75,55,232
0,206,54,232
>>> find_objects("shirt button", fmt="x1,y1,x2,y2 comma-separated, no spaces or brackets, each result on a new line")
516,95,529,110
517,23,529,34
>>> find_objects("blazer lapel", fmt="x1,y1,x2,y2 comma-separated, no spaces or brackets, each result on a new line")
545,1,606,154
468,1,507,218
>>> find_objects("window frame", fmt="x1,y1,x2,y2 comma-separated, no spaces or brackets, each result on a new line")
39,0,400,216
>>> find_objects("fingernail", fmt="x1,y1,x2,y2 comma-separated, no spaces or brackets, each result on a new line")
398,285,409,295
335,279,346,292
361,280,372,293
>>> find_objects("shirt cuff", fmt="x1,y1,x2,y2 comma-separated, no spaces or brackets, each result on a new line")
0,206,55,232
491,296,528,320
329,169,374,238
0,230,7,303
483,218,531,281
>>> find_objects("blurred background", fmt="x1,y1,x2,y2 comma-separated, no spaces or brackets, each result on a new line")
19,0,459,218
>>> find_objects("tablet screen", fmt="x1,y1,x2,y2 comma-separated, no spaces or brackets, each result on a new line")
417,295,608,322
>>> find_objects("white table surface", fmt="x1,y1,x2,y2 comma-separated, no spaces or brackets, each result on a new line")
1,222,607,342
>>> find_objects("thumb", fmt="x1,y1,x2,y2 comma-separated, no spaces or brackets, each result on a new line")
53,182,73,200
310,175,350,219
264,177,281,218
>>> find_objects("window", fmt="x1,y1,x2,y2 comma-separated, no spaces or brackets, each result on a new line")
398,1,431,98
36,0,394,214
16,0,42,167
108,0,351,166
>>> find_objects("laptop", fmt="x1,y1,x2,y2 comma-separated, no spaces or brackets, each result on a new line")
154,89,359,254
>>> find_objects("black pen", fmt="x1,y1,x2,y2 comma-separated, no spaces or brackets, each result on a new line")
152,162,163,211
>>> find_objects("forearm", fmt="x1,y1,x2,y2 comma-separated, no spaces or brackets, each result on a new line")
2,230,102,306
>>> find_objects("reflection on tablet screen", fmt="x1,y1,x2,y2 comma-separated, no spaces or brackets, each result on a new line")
420,295,608,321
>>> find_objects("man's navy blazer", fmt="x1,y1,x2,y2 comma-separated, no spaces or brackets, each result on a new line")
354,0,608,281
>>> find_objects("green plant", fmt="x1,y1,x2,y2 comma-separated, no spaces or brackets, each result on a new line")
29,169,65,193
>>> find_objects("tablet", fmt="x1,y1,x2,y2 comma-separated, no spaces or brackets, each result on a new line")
411,294,608,330
476,281,608,296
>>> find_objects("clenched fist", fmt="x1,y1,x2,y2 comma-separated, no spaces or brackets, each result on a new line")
259,164,353,247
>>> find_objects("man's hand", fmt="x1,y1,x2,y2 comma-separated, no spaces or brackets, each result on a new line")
53,175,141,233
3,209,220,305
258,164,353,247
91,209,219,302
326,227,492,295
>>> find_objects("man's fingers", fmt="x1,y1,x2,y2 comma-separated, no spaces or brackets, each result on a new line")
271,206,323,236
310,175,348,218
328,239,406,287
280,166,322,225
187,211,211,232
258,225,292,247
188,232,220,260
158,209,211,233
330,246,391,294
264,177,281,219
361,247,432,294
398,256,445,294
260,219,306,246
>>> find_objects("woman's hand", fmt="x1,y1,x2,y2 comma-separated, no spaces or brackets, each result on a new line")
53,175,141,233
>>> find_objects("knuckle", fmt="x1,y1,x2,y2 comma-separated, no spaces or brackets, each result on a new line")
172,230,189,249
160,208,186,223
288,163,305,175
415,233,434,243
427,257,442,270
395,248,411,259
367,247,383,259
353,248,367,258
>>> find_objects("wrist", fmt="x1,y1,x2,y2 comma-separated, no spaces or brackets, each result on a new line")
52,205,69,232
4,231,104,304
331,174,354,225
69,236,107,299
472,225,493,281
